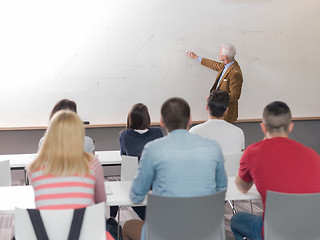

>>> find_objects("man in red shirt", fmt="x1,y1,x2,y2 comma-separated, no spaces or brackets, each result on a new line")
231,101,320,240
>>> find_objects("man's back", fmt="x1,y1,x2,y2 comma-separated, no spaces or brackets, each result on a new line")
239,137,320,207
190,119,244,153
130,129,227,203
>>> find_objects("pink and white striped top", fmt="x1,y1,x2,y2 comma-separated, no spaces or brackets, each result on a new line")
28,157,106,210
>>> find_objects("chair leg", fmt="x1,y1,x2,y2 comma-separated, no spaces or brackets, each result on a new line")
227,200,237,215
117,206,121,240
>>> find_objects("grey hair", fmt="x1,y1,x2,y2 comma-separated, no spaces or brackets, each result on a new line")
220,43,236,60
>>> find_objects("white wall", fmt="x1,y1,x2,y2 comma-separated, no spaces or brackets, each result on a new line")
0,0,319,127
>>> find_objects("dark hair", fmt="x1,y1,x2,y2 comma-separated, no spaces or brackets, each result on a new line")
50,99,77,119
263,101,292,133
161,97,190,132
126,103,151,130
207,90,229,118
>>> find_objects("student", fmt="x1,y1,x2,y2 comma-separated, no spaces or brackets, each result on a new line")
231,101,320,240
111,103,163,220
119,103,163,158
28,110,106,209
27,110,114,239
122,97,227,240
189,90,245,153
38,99,95,153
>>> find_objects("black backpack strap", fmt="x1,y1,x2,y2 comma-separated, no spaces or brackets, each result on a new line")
27,209,49,240
68,207,86,240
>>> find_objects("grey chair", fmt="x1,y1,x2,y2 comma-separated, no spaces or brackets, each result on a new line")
264,191,320,240
144,190,226,240
0,160,11,186
121,155,139,181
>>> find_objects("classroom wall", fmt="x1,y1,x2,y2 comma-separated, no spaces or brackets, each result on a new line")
0,119,319,155
1,0,320,128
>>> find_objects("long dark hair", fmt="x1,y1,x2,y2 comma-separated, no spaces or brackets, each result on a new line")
126,103,151,130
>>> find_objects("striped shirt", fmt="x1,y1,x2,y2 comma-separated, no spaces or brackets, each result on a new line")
28,157,106,210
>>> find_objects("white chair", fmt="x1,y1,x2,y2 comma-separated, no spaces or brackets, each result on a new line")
144,190,226,240
223,152,243,177
223,152,243,214
264,191,320,240
15,202,106,240
0,160,11,186
120,155,138,181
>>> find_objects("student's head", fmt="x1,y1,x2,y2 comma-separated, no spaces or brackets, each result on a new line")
261,101,293,135
50,99,77,119
219,43,236,61
160,97,191,132
207,90,229,118
126,103,151,130
29,110,90,176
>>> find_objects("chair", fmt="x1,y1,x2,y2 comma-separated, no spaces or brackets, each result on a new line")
264,191,320,240
15,202,106,240
144,190,226,240
223,152,243,177
0,160,11,186
223,152,243,214
121,155,138,181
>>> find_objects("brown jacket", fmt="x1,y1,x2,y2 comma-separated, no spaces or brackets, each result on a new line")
201,58,243,123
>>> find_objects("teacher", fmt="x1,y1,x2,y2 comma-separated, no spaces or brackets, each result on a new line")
186,43,243,123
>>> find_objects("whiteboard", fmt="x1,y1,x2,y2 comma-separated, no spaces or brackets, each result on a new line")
0,0,319,127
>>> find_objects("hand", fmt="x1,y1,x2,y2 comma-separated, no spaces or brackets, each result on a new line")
186,51,198,59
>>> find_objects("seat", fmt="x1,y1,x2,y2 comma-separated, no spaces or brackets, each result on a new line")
144,190,226,240
223,152,243,177
121,155,138,181
223,152,243,214
264,191,320,240
15,202,107,240
0,160,11,186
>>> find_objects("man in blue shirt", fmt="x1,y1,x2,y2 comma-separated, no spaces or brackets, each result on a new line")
122,97,227,240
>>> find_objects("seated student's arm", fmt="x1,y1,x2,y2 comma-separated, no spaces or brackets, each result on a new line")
130,144,155,203
236,149,253,193
215,146,228,192
235,175,253,193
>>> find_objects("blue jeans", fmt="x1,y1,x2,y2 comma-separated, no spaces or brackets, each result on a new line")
231,212,263,240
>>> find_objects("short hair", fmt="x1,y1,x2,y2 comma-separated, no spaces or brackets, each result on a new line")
126,103,151,130
220,43,236,61
28,110,90,176
207,90,230,118
263,101,292,134
161,97,190,132
50,99,77,119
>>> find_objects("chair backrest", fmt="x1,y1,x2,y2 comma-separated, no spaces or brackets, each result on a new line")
223,152,243,177
264,191,320,240
121,155,138,181
144,190,226,240
0,160,11,186
15,202,106,240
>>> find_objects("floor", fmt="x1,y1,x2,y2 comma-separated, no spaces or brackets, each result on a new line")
0,171,263,240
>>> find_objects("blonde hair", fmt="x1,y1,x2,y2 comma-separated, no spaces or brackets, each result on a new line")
28,110,91,176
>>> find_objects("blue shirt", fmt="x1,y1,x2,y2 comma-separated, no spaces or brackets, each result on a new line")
119,128,163,158
130,129,228,203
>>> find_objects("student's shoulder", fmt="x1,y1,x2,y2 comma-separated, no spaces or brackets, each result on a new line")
189,122,207,133
149,127,163,135
119,129,134,138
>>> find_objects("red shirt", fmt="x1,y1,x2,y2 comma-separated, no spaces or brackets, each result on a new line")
239,137,320,210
